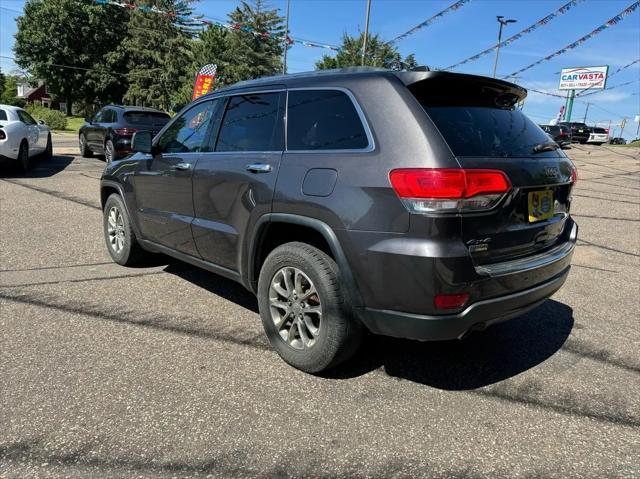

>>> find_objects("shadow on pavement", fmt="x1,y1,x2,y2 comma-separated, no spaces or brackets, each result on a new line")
326,299,574,390
0,154,75,178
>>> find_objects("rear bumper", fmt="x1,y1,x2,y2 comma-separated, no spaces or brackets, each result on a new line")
356,265,570,341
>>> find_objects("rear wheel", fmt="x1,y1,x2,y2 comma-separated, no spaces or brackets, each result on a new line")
18,141,29,172
103,194,146,266
257,242,362,373
79,133,92,158
104,139,116,163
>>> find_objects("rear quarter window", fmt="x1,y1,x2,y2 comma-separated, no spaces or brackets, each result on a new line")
0,110,7,121
287,90,369,150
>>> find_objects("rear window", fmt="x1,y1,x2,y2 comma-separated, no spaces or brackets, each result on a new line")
592,127,607,133
0,110,7,121
410,80,561,158
124,111,170,126
287,90,368,150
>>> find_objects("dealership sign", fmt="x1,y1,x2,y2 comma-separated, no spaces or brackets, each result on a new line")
559,66,608,90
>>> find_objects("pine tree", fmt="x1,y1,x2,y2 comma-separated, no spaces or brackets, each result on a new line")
315,32,418,71
220,0,285,85
122,0,195,110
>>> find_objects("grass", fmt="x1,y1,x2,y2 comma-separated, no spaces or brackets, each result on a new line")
54,116,84,133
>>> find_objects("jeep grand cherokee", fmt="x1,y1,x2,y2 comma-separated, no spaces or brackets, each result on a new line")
100,68,577,373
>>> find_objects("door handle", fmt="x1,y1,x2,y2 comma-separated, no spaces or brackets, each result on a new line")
246,163,272,173
173,162,192,171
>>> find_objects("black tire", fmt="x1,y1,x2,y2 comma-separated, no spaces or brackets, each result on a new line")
257,242,362,373
103,193,146,266
41,134,53,160
104,139,116,163
79,133,92,158
18,141,30,172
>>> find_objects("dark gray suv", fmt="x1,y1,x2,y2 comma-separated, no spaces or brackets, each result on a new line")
100,68,578,373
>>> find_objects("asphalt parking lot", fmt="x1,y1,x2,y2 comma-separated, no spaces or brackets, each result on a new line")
1,134,639,478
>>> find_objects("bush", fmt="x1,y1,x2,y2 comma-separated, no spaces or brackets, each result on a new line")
25,103,68,130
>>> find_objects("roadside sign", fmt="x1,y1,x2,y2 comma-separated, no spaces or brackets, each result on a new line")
559,66,608,90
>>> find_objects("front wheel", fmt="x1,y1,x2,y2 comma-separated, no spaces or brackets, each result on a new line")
257,242,362,373
103,194,146,266
41,134,53,160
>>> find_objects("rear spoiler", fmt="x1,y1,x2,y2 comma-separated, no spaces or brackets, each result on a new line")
393,70,527,104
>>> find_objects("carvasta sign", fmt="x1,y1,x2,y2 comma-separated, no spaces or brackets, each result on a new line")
192,64,217,100
559,66,608,90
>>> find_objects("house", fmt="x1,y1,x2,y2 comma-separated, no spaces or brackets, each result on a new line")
16,79,65,112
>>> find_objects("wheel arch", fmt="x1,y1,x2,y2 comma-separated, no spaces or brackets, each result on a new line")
247,213,363,308
100,180,144,240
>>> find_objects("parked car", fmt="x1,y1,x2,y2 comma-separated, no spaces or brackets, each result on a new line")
587,127,608,145
100,69,578,373
609,137,626,145
0,104,52,171
79,105,170,163
559,121,591,144
539,124,572,148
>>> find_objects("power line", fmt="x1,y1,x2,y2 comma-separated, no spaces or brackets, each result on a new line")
505,2,640,79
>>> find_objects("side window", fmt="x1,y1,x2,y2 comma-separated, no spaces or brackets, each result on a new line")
157,100,216,153
215,92,284,152
102,109,115,123
287,90,368,150
18,110,37,125
93,110,104,123
0,110,7,121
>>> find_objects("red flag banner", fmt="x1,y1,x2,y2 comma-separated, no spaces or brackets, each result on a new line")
192,64,217,100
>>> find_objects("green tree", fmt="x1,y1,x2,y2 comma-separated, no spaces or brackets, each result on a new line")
121,0,195,110
14,0,129,114
220,0,285,85
0,75,25,106
315,32,418,71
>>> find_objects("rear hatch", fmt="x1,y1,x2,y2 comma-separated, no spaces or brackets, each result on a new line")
406,73,575,265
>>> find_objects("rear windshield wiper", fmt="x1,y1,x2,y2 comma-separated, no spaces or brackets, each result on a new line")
532,142,559,153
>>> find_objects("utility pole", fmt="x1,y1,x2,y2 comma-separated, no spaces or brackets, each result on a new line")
282,0,290,74
492,16,516,78
583,102,590,123
361,0,372,66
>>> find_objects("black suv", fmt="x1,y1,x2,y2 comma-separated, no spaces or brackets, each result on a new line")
558,121,590,144
80,105,170,162
100,69,577,373
539,124,572,148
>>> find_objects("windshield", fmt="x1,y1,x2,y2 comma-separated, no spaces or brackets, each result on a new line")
424,106,562,158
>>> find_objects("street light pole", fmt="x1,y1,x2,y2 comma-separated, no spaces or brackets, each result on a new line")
492,15,516,78
361,0,372,66
282,0,291,75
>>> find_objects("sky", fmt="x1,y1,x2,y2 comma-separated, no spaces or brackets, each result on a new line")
1,0,639,139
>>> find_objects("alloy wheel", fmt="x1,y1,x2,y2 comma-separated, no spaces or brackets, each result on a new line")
105,141,114,163
269,267,322,350
106,206,125,253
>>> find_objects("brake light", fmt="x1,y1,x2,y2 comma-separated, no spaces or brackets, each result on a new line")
0,129,5,140
571,165,578,184
389,168,511,213
114,128,138,136
434,293,470,310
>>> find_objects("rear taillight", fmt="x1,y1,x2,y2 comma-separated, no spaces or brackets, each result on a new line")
0,129,5,140
571,165,578,184
434,293,470,310
389,168,511,213
114,128,137,136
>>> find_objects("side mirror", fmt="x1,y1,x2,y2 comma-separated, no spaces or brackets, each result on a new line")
37,119,46,125
131,130,153,154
